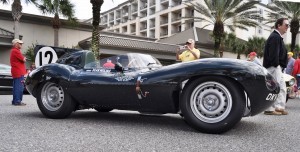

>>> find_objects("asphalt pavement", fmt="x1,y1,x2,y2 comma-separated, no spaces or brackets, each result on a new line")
1,95,300,152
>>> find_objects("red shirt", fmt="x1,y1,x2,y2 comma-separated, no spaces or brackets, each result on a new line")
292,59,300,77
10,47,26,78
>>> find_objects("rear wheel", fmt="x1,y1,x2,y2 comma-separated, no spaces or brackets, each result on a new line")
180,77,245,134
37,82,76,119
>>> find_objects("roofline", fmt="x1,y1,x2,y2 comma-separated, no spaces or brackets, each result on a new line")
100,0,132,15
0,9,105,32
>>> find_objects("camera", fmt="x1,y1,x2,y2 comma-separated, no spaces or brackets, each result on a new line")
179,45,187,50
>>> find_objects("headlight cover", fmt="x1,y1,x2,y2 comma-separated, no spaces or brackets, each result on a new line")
289,78,296,86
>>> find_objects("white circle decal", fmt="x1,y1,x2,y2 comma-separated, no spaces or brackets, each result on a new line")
35,47,58,67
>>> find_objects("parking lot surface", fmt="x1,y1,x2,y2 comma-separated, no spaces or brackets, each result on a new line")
1,95,300,152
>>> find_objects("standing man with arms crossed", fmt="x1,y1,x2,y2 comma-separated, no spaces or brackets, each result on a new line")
10,39,27,106
176,39,200,62
263,18,289,115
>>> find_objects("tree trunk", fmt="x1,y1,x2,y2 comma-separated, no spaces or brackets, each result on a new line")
90,0,104,59
290,19,299,53
11,0,22,39
214,37,221,57
237,53,240,59
54,28,59,47
52,13,61,47
213,21,224,57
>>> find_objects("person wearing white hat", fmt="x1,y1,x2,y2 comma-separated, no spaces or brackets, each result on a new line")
10,38,27,106
176,38,200,62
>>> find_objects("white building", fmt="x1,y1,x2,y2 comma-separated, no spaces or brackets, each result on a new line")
90,0,299,59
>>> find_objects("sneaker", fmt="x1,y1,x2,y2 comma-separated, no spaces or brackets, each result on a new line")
13,102,26,106
275,108,288,115
264,111,282,115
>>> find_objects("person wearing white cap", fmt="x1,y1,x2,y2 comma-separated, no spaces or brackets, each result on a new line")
10,38,27,106
176,38,200,62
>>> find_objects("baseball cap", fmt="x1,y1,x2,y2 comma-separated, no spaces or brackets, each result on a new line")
12,39,24,45
186,39,194,44
249,52,257,56
287,52,293,56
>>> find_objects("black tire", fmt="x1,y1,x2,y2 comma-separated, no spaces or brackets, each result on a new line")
37,82,76,119
180,76,245,134
94,107,113,112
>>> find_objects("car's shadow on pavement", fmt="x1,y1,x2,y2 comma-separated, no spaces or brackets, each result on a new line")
24,109,267,135
72,110,195,133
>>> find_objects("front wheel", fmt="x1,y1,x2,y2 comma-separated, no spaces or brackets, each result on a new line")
37,82,76,119
180,77,245,134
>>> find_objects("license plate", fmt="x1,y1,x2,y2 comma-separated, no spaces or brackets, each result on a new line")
266,93,278,101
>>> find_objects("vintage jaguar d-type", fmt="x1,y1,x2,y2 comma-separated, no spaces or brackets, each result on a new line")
25,50,279,134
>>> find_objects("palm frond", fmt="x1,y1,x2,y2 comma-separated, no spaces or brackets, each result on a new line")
234,0,260,14
0,0,9,4
189,1,214,20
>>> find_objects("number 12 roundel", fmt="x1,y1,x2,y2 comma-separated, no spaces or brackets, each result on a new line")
35,47,58,68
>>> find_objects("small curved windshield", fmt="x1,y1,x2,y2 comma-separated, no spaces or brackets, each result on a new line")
84,53,162,70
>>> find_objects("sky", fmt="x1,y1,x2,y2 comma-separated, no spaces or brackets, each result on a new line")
0,0,299,20
0,0,127,20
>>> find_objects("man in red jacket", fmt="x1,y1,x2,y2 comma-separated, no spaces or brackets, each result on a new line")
10,39,27,106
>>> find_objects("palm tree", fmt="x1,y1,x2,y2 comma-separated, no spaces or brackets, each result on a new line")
246,36,266,58
34,0,77,47
224,32,246,59
1,0,37,39
266,0,300,53
90,0,104,59
186,0,261,57
286,44,300,58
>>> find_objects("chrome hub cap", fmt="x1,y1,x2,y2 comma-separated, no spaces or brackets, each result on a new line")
190,81,232,123
41,82,64,111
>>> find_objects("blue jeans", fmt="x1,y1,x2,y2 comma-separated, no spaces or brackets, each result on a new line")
12,75,24,104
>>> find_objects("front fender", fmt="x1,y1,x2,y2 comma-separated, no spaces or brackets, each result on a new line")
25,63,75,97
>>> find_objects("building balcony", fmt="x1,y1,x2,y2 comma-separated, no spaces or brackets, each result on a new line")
149,24,155,28
160,20,168,25
160,32,168,36
149,34,155,38
140,26,147,31
171,17,181,22
149,2,155,7
132,8,138,13
171,30,180,34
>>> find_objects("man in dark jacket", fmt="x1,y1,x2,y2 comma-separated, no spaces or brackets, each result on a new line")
263,18,289,115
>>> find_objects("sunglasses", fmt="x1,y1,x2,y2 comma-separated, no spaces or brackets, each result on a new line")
285,24,289,28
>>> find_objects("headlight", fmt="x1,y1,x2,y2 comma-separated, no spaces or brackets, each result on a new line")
289,78,296,86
